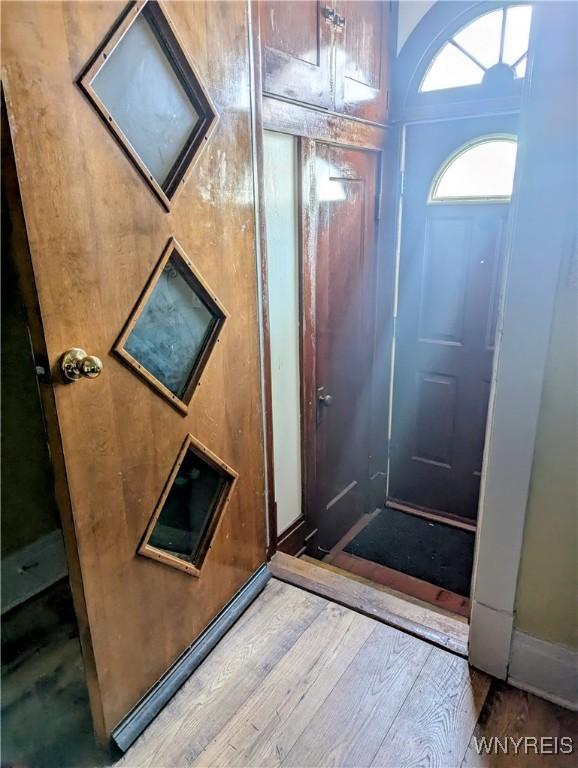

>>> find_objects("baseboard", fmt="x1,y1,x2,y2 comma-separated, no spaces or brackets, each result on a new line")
1,529,68,614
508,630,578,711
112,564,271,752
469,600,513,679
277,515,306,556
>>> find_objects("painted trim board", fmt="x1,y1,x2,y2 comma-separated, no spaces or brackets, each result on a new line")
508,630,578,712
469,2,577,677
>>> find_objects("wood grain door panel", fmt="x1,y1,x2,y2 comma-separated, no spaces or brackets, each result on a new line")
260,0,333,109
303,143,379,552
334,0,391,123
2,0,266,738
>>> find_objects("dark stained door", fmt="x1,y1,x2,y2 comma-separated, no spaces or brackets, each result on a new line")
389,116,517,521
305,143,379,551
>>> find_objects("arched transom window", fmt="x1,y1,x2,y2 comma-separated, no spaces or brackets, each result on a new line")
430,136,518,202
420,5,532,93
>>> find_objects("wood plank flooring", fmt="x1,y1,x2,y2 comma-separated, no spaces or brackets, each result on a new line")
119,580,577,768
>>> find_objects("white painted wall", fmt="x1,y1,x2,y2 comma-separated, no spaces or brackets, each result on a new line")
263,131,302,535
397,0,436,53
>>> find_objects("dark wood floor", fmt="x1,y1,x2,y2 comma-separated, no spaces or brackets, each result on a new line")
119,579,577,768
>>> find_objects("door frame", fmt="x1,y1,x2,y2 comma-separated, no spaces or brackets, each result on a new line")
468,1,575,678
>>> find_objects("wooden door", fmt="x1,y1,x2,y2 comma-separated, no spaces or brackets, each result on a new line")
303,142,380,553
334,0,391,123
389,117,518,521
2,0,266,740
260,1,333,109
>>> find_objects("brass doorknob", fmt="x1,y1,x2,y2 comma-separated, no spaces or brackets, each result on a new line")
61,347,103,381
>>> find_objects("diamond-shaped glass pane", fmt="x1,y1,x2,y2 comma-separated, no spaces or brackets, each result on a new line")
140,435,236,575
115,239,226,411
92,14,200,186
79,1,216,208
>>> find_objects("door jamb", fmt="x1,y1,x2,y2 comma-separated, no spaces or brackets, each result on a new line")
468,2,575,678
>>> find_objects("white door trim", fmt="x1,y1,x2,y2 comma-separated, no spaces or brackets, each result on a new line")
469,2,576,677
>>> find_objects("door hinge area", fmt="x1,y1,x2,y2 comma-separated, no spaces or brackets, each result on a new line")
321,6,345,30
322,6,336,24
375,186,383,222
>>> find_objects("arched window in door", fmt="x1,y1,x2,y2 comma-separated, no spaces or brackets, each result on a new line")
420,6,532,93
396,3,535,118
429,136,518,202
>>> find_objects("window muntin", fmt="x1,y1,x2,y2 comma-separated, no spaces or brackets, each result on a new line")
420,6,532,93
430,137,518,202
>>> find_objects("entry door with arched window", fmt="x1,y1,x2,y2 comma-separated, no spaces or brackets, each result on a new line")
389,2,533,523
389,118,518,522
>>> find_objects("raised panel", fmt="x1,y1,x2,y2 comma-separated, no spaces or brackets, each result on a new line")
260,0,331,109
342,0,382,88
335,0,390,122
413,373,457,467
419,217,471,344
260,0,319,65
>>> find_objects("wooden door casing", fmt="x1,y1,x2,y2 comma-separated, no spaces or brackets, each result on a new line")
389,118,517,522
260,0,333,109
2,0,266,738
334,0,391,123
302,142,380,553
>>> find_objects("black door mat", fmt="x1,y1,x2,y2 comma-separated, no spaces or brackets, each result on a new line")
344,506,475,598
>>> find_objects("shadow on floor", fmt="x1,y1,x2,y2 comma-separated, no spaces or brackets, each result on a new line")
1,579,110,768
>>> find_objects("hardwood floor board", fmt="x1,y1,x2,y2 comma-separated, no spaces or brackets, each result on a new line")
370,647,491,768
118,581,574,768
282,622,432,768
191,602,375,767
270,552,468,656
462,682,578,767
119,580,326,767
